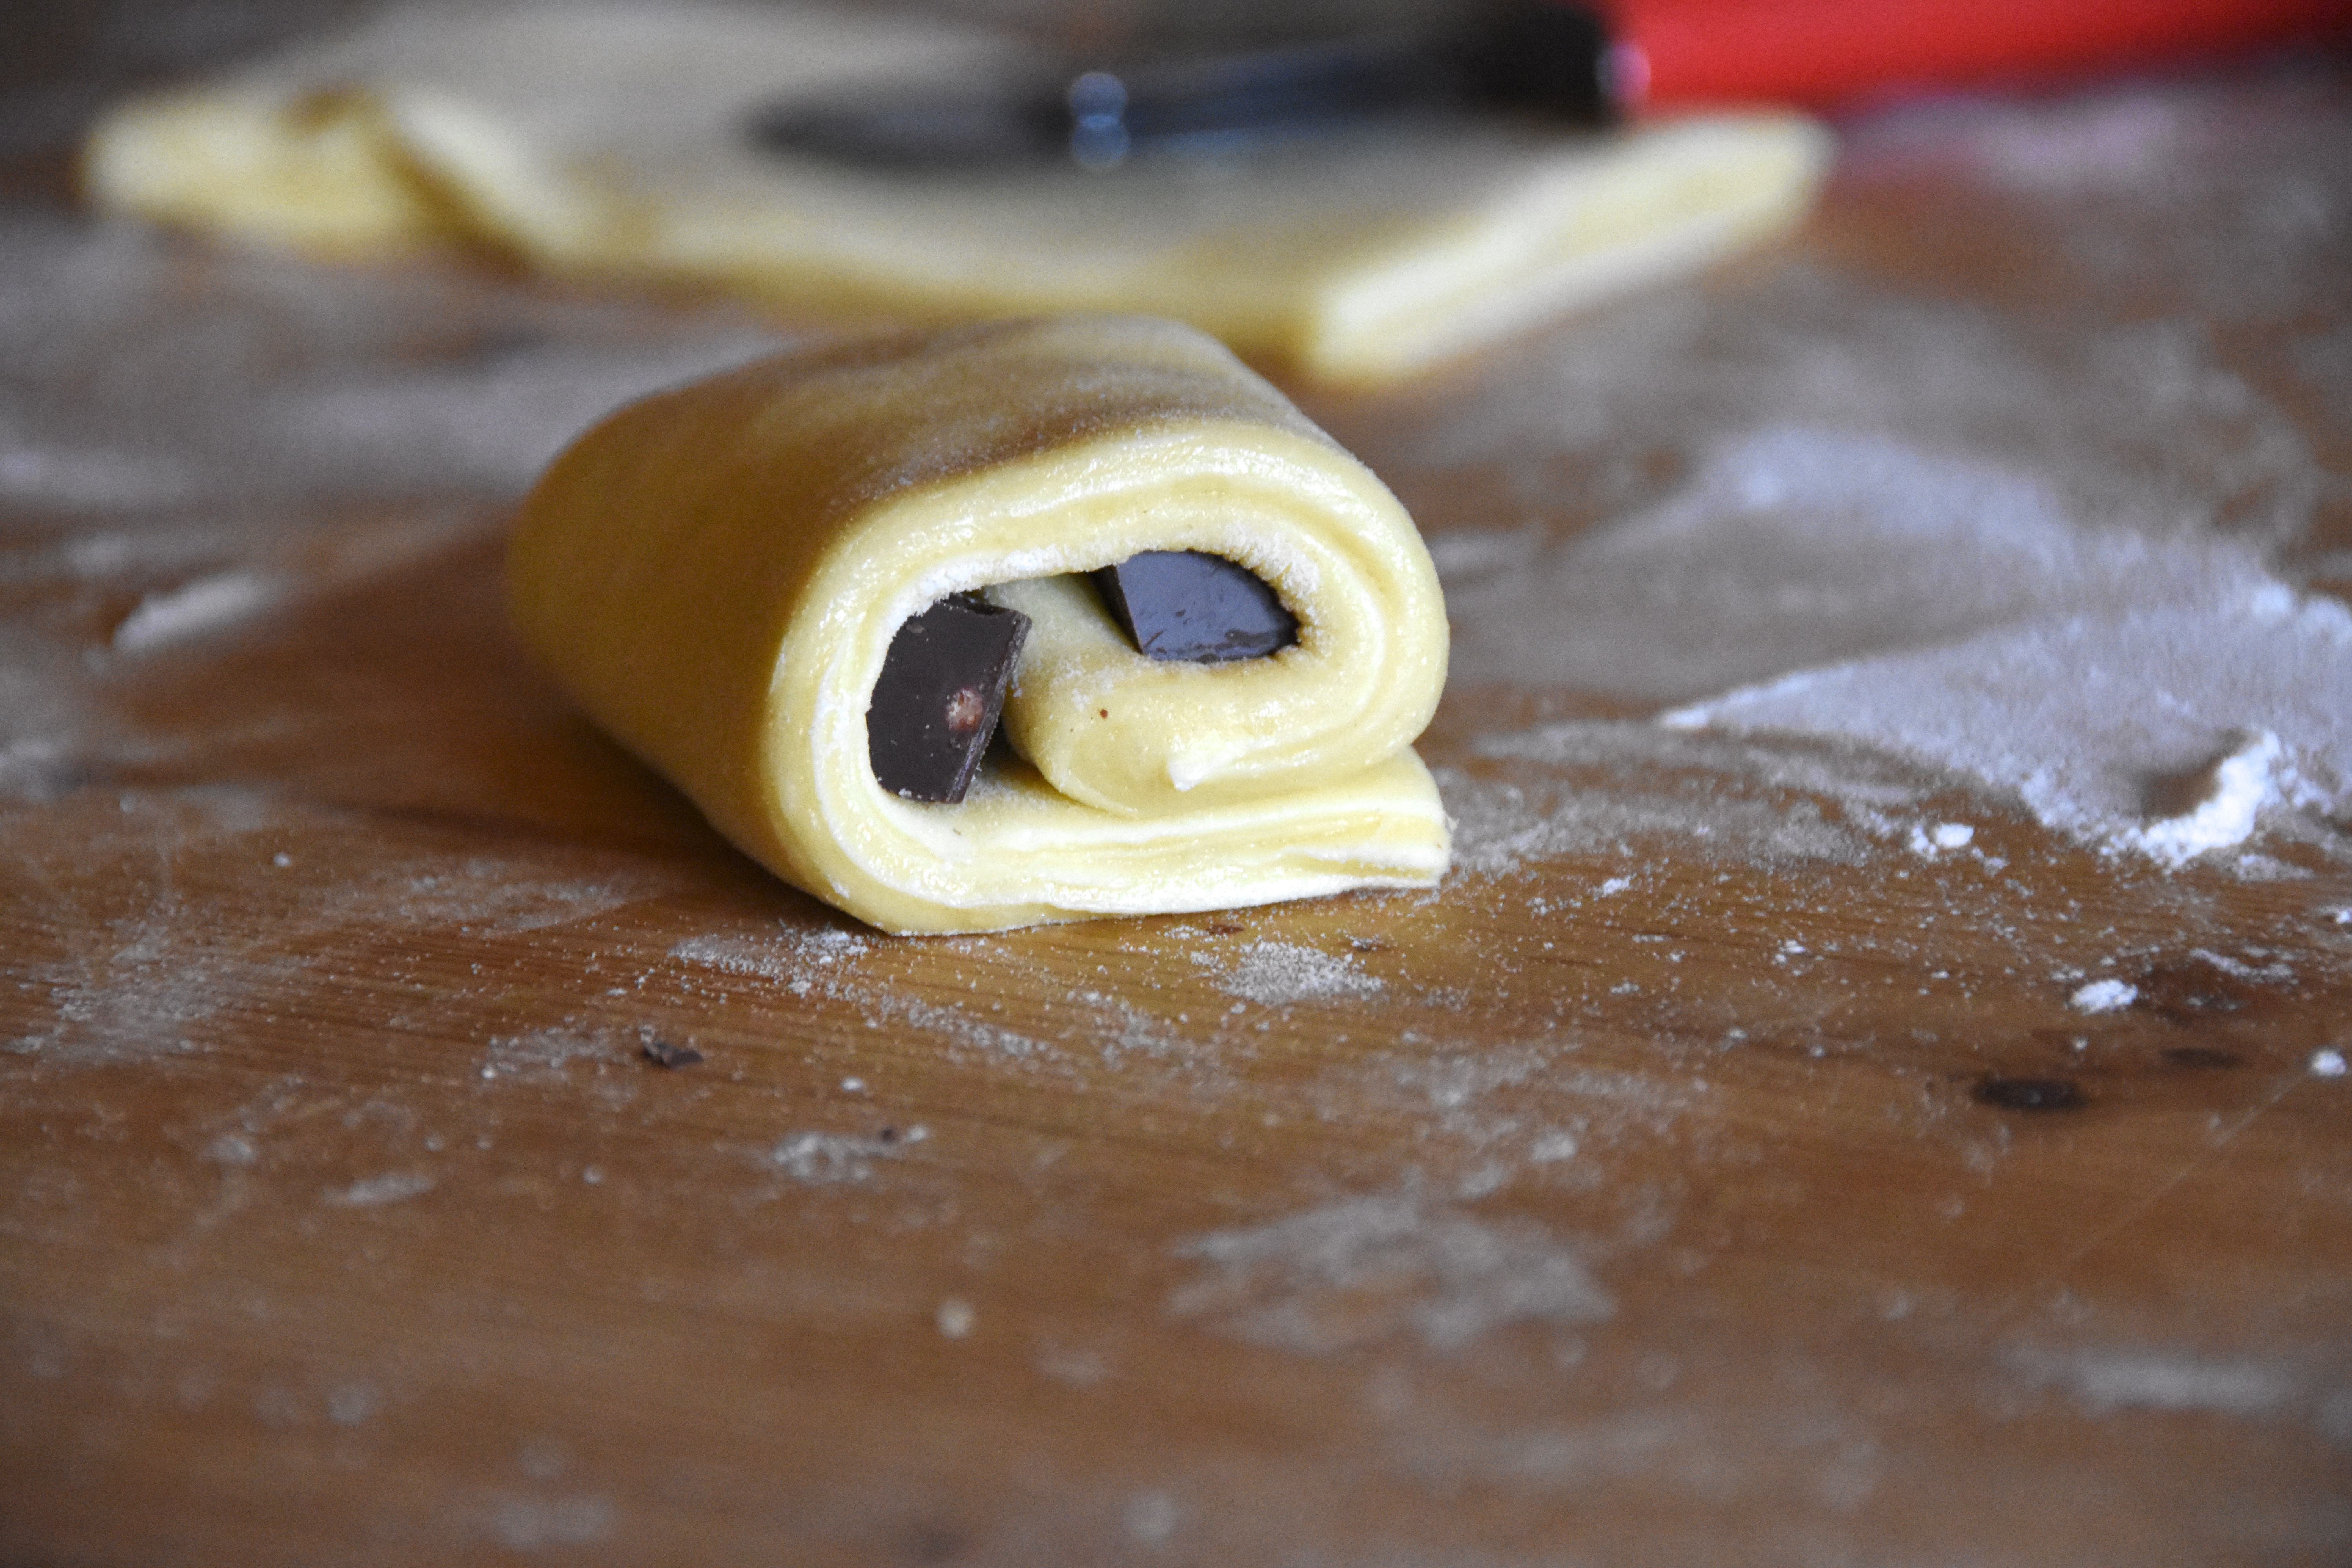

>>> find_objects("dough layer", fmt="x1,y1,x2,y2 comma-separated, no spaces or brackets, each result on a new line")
84,1,1831,384
508,316,1451,933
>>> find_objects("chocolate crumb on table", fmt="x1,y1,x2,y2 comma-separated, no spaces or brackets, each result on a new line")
640,1036,705,1069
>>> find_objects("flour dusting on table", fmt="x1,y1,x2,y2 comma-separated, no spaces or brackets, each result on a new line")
1168,1194,1613,1354
1668,589,2352,865
1392,96,2346,878
1432,417,2347,872
1196,942,1385,1006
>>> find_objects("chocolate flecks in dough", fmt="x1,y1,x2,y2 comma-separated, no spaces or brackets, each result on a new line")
1093,551,1298,662
1973,1076,2086,1112
869,593,1031,803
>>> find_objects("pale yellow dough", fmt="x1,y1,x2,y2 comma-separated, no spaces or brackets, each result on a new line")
508,316,1451,933
84,2,1831,384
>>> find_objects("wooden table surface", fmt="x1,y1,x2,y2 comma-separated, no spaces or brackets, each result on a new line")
4,11,2350,1565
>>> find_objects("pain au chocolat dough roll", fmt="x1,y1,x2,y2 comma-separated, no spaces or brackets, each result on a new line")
508,316,1450,933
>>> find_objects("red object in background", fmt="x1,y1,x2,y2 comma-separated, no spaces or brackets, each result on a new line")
1613,0,2352,109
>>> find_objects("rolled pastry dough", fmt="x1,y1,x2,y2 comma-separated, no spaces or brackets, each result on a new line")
508,316,1451,933
84,2,1831,384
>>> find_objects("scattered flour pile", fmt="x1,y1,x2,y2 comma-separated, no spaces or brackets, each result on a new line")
1670,617,2348,866
1195,941,1385,1006
0,213,783,514
1438,427,2351,867
1434,426,2299,702
1412,78,2349,875
1168,1194,1613,1353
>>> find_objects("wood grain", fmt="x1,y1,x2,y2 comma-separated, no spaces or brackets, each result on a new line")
3,20,2350,1566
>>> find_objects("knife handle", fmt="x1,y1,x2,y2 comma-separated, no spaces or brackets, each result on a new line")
1610,0,2352,109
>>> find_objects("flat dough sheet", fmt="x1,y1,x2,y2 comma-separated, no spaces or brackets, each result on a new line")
508,316,1452,933
84,1,1832,383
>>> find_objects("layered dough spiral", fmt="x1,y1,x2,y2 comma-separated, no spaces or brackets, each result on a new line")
508,316,1450,933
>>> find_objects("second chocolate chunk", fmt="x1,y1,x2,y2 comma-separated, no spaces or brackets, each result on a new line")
867,593,1030,803
1092,551,1299,662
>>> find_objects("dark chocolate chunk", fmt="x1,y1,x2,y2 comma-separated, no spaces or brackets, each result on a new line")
867,593,1030,803
1091,551,1298,662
